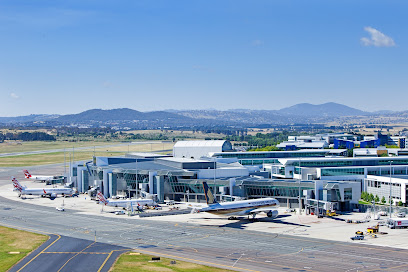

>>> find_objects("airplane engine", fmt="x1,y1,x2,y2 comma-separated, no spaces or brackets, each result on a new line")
266,210,279,218
50,193,57,200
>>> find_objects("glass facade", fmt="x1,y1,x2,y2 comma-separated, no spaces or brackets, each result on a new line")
239,159,279,165
321,168,365,176
215,151,329,159
294,158,408,168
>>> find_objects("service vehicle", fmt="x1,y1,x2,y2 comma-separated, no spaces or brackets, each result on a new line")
350,235,364,240
387,218,408,229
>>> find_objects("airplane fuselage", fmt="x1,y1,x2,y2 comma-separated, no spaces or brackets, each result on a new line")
105,199,156,208
200,198,279,216
19,188,74,196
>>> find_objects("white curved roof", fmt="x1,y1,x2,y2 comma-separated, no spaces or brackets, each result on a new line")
174,140,229,148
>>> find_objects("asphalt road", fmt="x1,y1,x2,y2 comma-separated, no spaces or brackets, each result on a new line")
10,235,127,272
2,166,408,271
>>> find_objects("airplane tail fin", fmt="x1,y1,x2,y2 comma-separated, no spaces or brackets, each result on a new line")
12,177,24,192
202,182,217,205
97,191,108,205
23,170,31,178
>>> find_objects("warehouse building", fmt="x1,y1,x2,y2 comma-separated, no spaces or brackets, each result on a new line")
173,140,233,159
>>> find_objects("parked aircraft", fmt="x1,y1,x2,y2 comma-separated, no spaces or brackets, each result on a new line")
12,177,74,200
197,181,279,220
23,170,63,182
96,192,157,209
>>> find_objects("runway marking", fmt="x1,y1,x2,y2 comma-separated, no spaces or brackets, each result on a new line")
371,262,408,271
43,252,109,254
244,258,315,271
247,247,304,260
56,241,97,272
6,206,408,271
16,234,61,272
232,253,245,267
97,249,127,272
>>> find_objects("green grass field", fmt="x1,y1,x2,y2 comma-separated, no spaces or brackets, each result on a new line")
112,252,232,272
0,226,48,272
0,141,174,167
0,141,112,154
0,151,126,167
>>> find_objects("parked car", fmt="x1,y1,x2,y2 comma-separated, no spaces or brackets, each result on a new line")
350,235,364,240
397,213,406,218
115,210,125,215
56,207,65,212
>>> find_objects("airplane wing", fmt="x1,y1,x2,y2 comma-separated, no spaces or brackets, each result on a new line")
250,208,276,214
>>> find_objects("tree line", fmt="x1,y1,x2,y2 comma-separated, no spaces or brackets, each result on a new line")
0,132,56,142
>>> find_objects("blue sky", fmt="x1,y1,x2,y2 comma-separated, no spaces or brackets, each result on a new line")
0,0,407,116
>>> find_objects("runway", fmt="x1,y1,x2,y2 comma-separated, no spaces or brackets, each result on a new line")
9,235,127,272
2,195,408,272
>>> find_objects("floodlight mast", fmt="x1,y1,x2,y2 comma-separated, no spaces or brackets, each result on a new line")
389,161,393,218
298,158,302,215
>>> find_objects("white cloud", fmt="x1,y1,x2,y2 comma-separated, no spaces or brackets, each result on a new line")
10,92,19,99
361,27,395,47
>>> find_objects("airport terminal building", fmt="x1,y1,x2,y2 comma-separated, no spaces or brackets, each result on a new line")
68,140,367,211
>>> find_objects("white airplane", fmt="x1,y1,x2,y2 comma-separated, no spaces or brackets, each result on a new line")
12,177,74,200
96,192,157,209
23,170,63,182
197,181,280,220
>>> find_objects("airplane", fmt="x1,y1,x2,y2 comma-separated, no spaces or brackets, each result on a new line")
12,177,74,200
96,192,157,209
196,181,280,220
23,170,64,183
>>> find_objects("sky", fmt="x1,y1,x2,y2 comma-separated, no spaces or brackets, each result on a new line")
0,0,407,116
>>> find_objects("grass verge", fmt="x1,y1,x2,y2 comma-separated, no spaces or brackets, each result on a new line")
0,151,126,167
0,225,48,272
111,252,232,272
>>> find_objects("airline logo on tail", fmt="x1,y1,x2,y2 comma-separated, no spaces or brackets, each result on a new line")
203,182,217,205
12,177,24,192
23,170,31,178
97,192,108,205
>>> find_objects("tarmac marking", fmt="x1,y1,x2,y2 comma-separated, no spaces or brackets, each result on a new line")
247,247,304,260
43,252,109,254
56,241,97,272
137,248,262,272
243,258,315,272
16,234,61,272
97,249,127,272
369,262,408,271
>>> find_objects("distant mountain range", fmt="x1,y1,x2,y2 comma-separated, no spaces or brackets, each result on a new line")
278,102,368,117
0,103,405,129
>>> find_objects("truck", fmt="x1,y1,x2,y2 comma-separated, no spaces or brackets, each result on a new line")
387,218,408,229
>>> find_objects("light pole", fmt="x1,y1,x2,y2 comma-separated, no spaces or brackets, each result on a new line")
298,159,302,215
389,161,393,218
